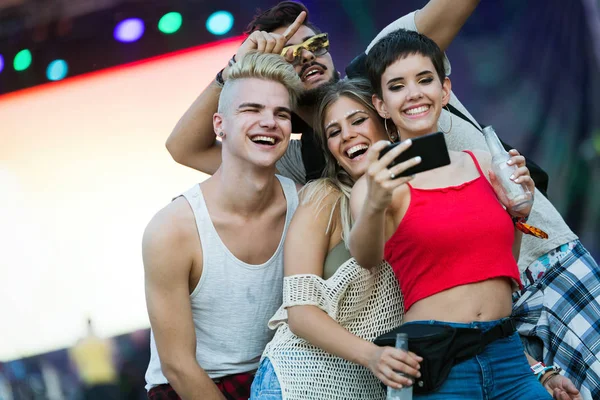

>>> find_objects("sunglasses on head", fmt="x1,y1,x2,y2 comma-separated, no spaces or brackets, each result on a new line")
281,33,329,65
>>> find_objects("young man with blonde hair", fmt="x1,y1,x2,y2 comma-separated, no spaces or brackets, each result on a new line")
143,52,302,400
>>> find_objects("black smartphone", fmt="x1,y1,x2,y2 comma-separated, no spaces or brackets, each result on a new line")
378,131,451,178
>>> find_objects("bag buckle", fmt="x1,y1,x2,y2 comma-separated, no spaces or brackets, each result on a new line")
499,318,516,338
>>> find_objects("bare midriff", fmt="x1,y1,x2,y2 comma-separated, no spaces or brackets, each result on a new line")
404,277,514,323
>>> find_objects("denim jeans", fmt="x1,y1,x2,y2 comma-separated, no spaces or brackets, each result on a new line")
249,358,283,400
404,319,552,400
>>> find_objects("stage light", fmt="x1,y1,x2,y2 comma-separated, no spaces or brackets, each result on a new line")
0,55,4,73
158,12,182,34
114,18,145,43
14,49,32,71
47,60,69,81
206,11,234,35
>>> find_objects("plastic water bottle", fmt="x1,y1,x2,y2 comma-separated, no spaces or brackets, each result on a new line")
387,333,413,400
482,126,533,213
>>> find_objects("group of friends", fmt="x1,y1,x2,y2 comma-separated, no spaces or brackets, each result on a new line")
140,1,600,399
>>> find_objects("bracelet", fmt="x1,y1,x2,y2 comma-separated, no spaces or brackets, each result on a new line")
541,371,560,386
215,68,225,87
535,365,562,381
215,55,237,87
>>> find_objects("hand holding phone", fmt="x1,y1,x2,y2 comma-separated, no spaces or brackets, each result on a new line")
378,132,451,178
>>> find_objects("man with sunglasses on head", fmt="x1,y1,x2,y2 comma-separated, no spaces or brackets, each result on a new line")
166,0,481,184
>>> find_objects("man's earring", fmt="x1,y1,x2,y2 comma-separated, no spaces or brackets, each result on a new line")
217,131,225,138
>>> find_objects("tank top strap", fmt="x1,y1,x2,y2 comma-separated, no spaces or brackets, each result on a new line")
463,150,485,177
178,178,298,267
179,184,217,245
275,174,299,217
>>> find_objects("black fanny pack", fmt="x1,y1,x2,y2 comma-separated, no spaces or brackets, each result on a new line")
373,318,516,394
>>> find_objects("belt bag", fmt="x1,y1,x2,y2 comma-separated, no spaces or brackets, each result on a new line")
373,319,516,394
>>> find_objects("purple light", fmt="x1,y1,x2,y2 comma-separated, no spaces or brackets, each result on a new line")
114,18,145,43
0,55,4,73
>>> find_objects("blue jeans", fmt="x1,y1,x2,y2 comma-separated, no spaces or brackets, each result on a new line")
250,358,282,400
404,319,552,400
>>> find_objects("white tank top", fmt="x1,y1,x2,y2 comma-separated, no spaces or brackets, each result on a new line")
145,175,298,390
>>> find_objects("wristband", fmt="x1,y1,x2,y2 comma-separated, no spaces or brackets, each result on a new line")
215,55,237,87
215,68,225,87
535,365,562,381
530,361,546,375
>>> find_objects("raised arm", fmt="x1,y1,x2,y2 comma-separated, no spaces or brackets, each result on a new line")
165,82,223,175
285,188,419,389
143,200,225,400
349,140,420,269
366,0,480,53
349,175,387,269
415,0,480,51
165,13,306,175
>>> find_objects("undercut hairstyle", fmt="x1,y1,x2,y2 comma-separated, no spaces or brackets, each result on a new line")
366,29,446,98
246,1,321,34
218,52,303,115
301,78,384,246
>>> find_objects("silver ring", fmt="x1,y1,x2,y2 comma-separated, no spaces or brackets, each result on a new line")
390,171,396,180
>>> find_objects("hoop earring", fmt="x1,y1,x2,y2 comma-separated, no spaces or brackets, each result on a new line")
439,106,453,135
384,118,398,142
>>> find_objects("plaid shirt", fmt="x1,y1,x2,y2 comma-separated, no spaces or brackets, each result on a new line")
512,241,600,400
147,371,253,400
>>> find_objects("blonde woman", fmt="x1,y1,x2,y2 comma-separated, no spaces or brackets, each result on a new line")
251,79,420,400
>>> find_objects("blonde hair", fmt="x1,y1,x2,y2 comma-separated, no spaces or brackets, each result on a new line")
218,52,303,113
305,78,385,246
298,178,349,245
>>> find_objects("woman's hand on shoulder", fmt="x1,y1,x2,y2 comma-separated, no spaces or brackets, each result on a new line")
362,140,421,213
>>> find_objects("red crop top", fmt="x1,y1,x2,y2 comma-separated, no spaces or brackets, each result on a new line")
384,150,522,311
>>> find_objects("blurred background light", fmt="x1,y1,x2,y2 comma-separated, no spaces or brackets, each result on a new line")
13,49,32,71
158,12,183,34
114,18,145,43
0,54,4,73
206,11,234,35
47,59,69,81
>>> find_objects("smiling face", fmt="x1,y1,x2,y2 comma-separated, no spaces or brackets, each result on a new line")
273,24,336,91
214,78,293,169
373,53,451,140
323,96,388,180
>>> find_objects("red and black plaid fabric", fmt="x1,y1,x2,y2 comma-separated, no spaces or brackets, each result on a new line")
148,384,180,400
215,371,254,400
147,372,254,400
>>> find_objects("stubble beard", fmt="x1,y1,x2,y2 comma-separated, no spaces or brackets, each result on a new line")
297,70,341,108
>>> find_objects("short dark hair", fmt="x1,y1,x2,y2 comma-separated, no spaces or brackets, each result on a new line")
245,1,321,35
366,29,446,98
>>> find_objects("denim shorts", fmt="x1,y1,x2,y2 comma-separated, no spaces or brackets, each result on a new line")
404,319,552,400
249,358,282,400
